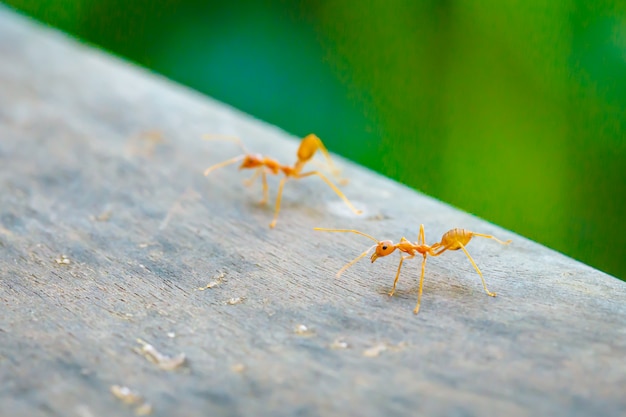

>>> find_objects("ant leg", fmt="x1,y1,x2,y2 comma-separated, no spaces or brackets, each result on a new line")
203,155,245,176
269,177,288,228
413,254,428,314
260,170,268,205
309,160,348,185
243,168,261,186
298,134,342,177
298,171,362,215
242,168,268,204
389,254,414,296
471,232,512,246
312,136,338,175
457,242,497,297
317,143,347,184
418,224,426,245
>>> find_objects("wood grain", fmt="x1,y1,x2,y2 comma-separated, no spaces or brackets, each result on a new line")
1,6,625,417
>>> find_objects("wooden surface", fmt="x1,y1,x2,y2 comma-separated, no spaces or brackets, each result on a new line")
1,6,626,417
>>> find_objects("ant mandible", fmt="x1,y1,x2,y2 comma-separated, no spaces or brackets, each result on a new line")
203,134,362,228
315,225,511,314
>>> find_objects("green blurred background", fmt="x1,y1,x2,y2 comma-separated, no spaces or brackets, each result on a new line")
3,0,625,280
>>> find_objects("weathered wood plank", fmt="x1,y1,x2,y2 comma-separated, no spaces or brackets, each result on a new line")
1,6,625,417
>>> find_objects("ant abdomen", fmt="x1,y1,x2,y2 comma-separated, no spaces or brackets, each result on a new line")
440,228,473,250
297,134,321,162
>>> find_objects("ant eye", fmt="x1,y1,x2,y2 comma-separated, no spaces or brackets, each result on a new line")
382,245,388,250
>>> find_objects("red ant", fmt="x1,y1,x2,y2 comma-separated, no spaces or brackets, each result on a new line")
203,134,362,228
315,225,511,314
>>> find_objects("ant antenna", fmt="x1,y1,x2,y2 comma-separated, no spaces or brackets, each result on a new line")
314,228,381,277
203,154,246,176
202,134,250,154
336,244,377,278
313,228,379,243
202,134,251,176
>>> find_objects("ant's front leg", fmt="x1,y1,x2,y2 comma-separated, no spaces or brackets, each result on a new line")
259,170,268,205
243,168,269,205
242,167,261,187
389,254,415,297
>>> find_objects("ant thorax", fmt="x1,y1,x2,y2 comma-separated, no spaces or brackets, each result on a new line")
239,154,264,169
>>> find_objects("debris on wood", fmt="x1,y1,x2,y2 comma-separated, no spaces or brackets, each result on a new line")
110,384,153,415
196,272,226,291
329,339,349,350
226,297,245,305
366,213,389,221
362,343,387,358
110,311,134,321
110,385,143,405
90,210,112,222
134,402,153,416
133,338,186,371
388,341,409,352
54,255,71,265
74,404,96,417
231,363,246,373
362,341,408,357
125,129,164,159
293,324,315,336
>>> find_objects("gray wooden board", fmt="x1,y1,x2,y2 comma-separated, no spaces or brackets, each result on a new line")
1,6,625,417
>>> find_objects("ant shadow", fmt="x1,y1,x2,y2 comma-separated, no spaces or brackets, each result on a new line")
373,275,477,300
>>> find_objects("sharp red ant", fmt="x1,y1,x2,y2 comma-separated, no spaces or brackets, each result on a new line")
315,225,511,314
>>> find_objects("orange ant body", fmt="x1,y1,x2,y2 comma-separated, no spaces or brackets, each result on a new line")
203,134,362,228
315,225,511,314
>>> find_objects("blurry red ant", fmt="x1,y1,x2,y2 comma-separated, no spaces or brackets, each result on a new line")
315,225,511,314
203,134,362,228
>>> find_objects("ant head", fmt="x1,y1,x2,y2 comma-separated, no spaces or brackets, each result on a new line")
370,240,396,262
239,154,263,169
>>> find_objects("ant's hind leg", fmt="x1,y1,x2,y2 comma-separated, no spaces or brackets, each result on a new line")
298,134,342,178
458,243,496,297
269,177,287,229
298,171,362,215
413,255,428,315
